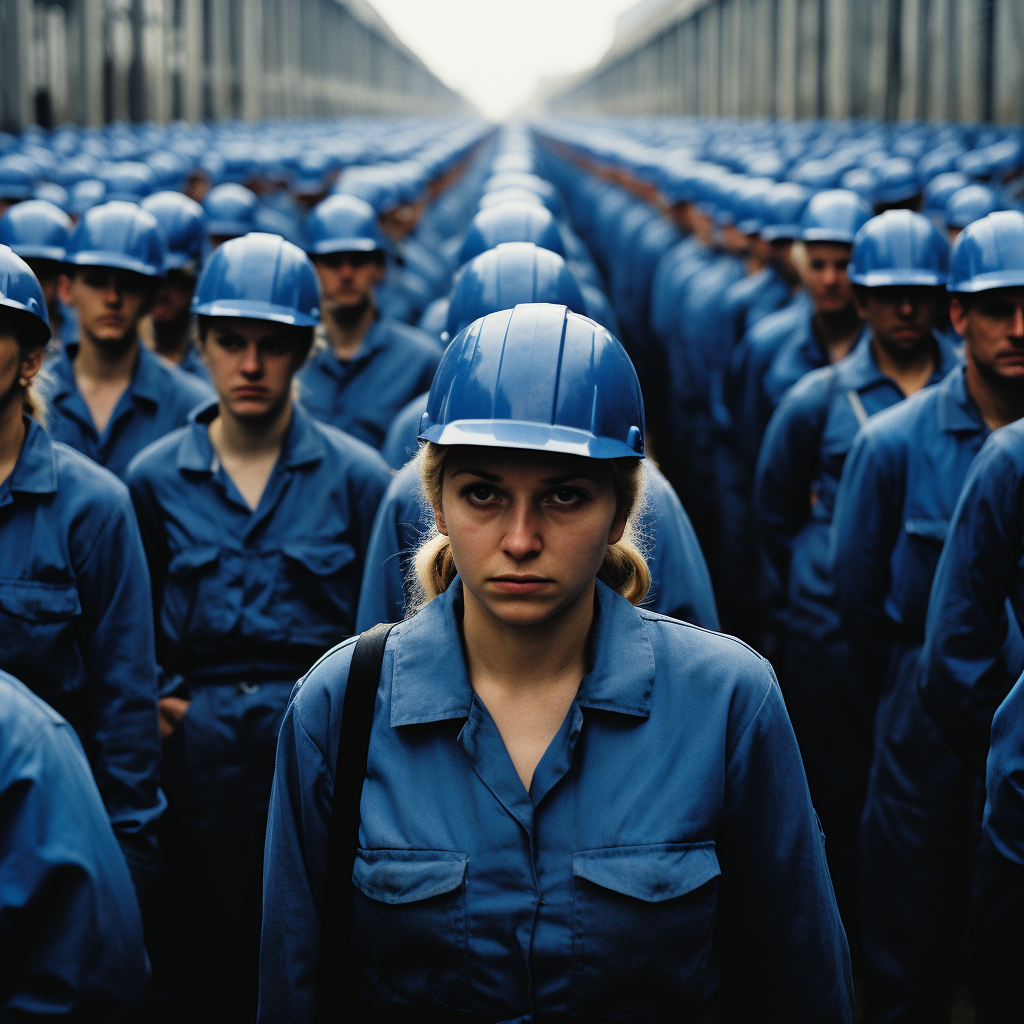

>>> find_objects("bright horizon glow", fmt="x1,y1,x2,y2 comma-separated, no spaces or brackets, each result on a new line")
364,0,642,120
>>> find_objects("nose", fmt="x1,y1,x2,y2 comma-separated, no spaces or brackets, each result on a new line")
103,280,123,304
500,500,543,561
239,340,263,376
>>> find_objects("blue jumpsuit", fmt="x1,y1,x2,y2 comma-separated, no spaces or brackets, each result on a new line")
126,400,391,1023
41,341,214,479
296,318,442,450
260,580,853,1022
754,331,960,951
831,367,991,1018
0,669,149,1019
0,417,163,895
355,460,720,633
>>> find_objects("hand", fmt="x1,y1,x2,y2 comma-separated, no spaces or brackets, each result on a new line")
159,697,191,740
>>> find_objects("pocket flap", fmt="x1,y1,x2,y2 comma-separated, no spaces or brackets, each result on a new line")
281,541,356,577
353,849,468,905
0,580,81,622
167,545,220,578
573,842,720,903
904,518,949,543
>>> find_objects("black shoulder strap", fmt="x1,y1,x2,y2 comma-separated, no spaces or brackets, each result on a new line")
314,621,396,1023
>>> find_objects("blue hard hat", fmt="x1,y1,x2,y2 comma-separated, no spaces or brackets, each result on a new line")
873,157,921,205
799,189,873,245
32,182,70,212
419,303,643,459
0,154,37,201
0,199,72,261
0,244,50,343
839,167,877,203
734,177,776,235
304,194,385,255
445,242,586,340
947,211,1024,293
202,182,258,238
192,231,320,327
944,185,1004,230
761,182,812,241
849,210,949,288
65,200,167,278
69,179,107,217
101,161,156,203
923,172,971,215
141,191,205,270
458,202,564,267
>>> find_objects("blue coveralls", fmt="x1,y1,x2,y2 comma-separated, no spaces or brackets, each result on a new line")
0,417,163,895
831,367,991,1017
296,318,442,450
260,580,853,1022
354,460,720,633
754,331,960,951
0,669,149,1019
126,400,391,1023
41,341,214,479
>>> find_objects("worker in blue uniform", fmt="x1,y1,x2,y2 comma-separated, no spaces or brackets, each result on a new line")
755,210,958,961
0,668,149,1019
296,193,442,450
43,201,213,479
126,232,391,1024
967,671,1024,1021
259,303,853,1022
140,190,209,379
832,210,1024,1023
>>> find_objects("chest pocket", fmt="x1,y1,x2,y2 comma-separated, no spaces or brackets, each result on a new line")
162,545,225,641
276,541,358,638
904,518,949,546
572,842,720,1016
352,848,469,1010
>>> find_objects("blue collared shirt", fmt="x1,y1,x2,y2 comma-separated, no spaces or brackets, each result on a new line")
296,318,442,450
985,671,1024,865
755,331,961,645
0,669,149,1017
126,401,392,690
920,417,1024,775
0,418,163,891
41,341,214,480
260,580,852,1022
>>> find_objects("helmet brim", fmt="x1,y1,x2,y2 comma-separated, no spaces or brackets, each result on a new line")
192,297,319,327
9,244,67,261
849,270,947,287
0,297,51,344
306,236,383,256
947,271,1024,293
418,419,644,459
65,250,164,278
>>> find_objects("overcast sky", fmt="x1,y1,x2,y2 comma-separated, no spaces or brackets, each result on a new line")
365,0,643,120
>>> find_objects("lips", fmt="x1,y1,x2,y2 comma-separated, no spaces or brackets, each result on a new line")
489,575,552,594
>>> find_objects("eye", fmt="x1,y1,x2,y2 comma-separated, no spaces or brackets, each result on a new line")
548,486,583,506
464,483,498,504
260,339,291,357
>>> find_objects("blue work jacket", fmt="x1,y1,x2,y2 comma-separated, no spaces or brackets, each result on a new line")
920,417,1024,776
0,669,149,1018
41,341,214,479
381,391,428,471
831,366,989,686
648,236,710,342
720,266,793,354
985,671,1024,865
355,461,720,634
126,401,391,691
260,580,853,1022
0,417,163,891
296,318,442,450
755,331,960,646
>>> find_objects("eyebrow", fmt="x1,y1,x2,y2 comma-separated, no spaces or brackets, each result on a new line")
449,468,601,485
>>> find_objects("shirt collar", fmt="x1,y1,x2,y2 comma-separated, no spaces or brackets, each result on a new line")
9,417,57,494
176,399,326,473
47,340,161,407
389,579,655,728
841,325,960,390
312,318,388,372
938,365,988,435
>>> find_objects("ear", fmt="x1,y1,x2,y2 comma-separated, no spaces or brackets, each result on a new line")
607,506,628,547
948,298,968,338
852,287,869,320
434,505,448,537
57,273,72,306
20,345,45,383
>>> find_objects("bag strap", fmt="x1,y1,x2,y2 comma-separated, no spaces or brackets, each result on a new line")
314,621,396,1023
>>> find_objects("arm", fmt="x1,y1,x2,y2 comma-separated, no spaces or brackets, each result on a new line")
985,672,1024,866
716,662,853,1022
920,437,1024,775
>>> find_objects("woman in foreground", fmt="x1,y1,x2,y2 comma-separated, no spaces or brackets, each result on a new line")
258,303,853,1022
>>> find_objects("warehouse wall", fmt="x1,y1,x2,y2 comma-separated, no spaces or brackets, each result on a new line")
0,0,468,132
547,0,1022,125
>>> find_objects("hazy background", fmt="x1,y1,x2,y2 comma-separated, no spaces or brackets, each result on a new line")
365,0,646,119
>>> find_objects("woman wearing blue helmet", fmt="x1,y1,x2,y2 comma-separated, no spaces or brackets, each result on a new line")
259,303,852,1022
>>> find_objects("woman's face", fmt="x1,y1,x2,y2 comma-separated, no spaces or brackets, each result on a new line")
436,446,627,627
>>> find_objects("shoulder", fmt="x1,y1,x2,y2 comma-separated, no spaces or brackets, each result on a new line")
49,441,136,526
159,359,216,407
378,319,444,359
982,417,1024,478
859,385,936,452
747,302,803,345
0,669,66,743
124,427,189,486
773,362,837,420
309,419,393,484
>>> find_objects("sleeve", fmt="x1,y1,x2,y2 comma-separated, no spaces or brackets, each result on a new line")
753,377,829,635
920,439,1024,776
831,424,905,690
716,662,854,1023
258,645,356,1024
350,455,393,566
74,488,164,895
0,716,149,1019
984,671,1024,865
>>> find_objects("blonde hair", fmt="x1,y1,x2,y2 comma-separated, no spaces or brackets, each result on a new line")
412,441,651,609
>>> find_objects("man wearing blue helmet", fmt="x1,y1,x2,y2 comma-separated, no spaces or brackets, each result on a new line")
297,193,442,450
45,201,213,479
126,232,391,1024
259,303,852,1023
755,210,960,967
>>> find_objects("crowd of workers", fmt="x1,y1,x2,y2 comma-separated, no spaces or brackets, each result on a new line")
0,112,1023,1022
